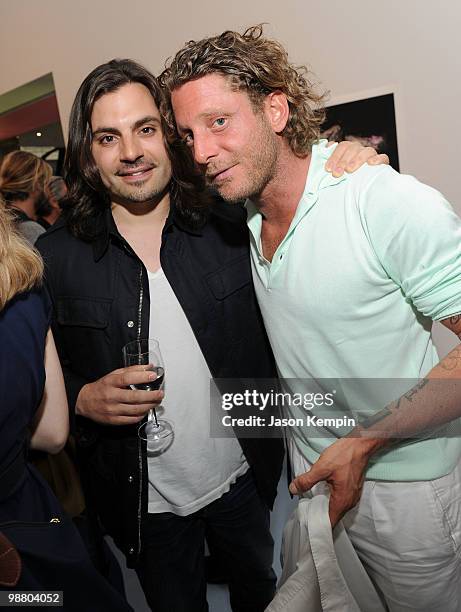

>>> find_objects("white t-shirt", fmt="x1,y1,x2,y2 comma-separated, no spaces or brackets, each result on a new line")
146,268,248,515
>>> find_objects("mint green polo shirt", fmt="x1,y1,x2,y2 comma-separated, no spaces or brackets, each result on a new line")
246,141,461,481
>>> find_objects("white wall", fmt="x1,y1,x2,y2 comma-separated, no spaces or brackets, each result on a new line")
1,0,459,352
1,1,459,201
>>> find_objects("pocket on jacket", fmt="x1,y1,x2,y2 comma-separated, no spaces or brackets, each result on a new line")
205,255,251,300
56,296,112,328
55,297,113,381
205,256,256,346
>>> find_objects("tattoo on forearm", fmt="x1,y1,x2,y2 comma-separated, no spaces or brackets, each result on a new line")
403,378,429,401
359,378,429,429
440,347,461,371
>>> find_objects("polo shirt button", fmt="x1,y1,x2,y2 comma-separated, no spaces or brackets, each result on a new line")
128,475,134,483
127,320,134,328
128,547,134,555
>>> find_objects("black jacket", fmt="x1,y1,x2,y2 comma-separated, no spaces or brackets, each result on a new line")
37,202,284,567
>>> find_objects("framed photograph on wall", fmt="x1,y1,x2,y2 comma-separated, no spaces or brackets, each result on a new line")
321,91,400,171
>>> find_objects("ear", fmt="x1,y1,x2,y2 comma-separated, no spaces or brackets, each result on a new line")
264,91,289,133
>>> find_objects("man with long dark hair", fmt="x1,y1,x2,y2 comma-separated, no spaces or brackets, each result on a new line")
37,59,284,612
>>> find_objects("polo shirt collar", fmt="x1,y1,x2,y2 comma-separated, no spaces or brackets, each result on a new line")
292,140,347,227
245,140,347,239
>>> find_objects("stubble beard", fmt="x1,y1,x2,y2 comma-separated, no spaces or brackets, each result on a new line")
110,169,171,206
115,182,164,204
213,125,279,204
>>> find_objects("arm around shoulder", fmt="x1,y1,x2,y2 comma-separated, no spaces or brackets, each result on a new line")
29,329,69,454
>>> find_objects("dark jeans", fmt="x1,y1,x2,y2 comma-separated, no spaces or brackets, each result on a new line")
73,513,127,599
135,470,276,612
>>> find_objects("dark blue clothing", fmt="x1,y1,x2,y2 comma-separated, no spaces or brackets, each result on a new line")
0,290,132,611
0,289,62,523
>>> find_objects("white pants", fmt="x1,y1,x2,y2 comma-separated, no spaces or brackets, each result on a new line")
289,440,461,612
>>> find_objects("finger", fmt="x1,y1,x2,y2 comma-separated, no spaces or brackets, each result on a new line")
336,143,366,174
97,402,158,420
108,414,146,426
344,146,378,172
325,140,364,172
328,489,356,527
109,364,152,376
289,475,314,495
123,370,161,387
328,477,362,523
119,402,161,416
328,503,342,528
123,363,156,372
325,140,347,171
331,165,345,178
367,152,389,166
103,386,163,406
117,389,164,405
289,467,330,495
114,367,160,389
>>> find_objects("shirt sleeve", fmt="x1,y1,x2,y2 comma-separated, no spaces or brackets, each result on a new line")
357,165,461,321
18,221,46,246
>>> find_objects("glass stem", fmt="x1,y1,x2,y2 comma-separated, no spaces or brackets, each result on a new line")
151,407,159,427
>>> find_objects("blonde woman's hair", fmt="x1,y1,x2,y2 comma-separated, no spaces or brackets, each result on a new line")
0,198,43,310
0,150,52,203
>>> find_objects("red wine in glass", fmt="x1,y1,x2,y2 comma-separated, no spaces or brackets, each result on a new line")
122,339,173,452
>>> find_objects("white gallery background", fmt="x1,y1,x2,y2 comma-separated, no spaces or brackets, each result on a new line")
0,0,459,355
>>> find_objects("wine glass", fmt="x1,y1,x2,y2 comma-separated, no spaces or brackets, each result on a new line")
122,338,173,452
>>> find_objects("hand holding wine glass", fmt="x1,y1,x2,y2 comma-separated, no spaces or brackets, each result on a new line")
76,365,163,425
122,338,173,452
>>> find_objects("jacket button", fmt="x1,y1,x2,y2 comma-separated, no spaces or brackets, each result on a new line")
128,476,134,483
127,320,134,328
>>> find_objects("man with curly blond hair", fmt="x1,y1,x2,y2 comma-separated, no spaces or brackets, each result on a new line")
162,26,461,611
